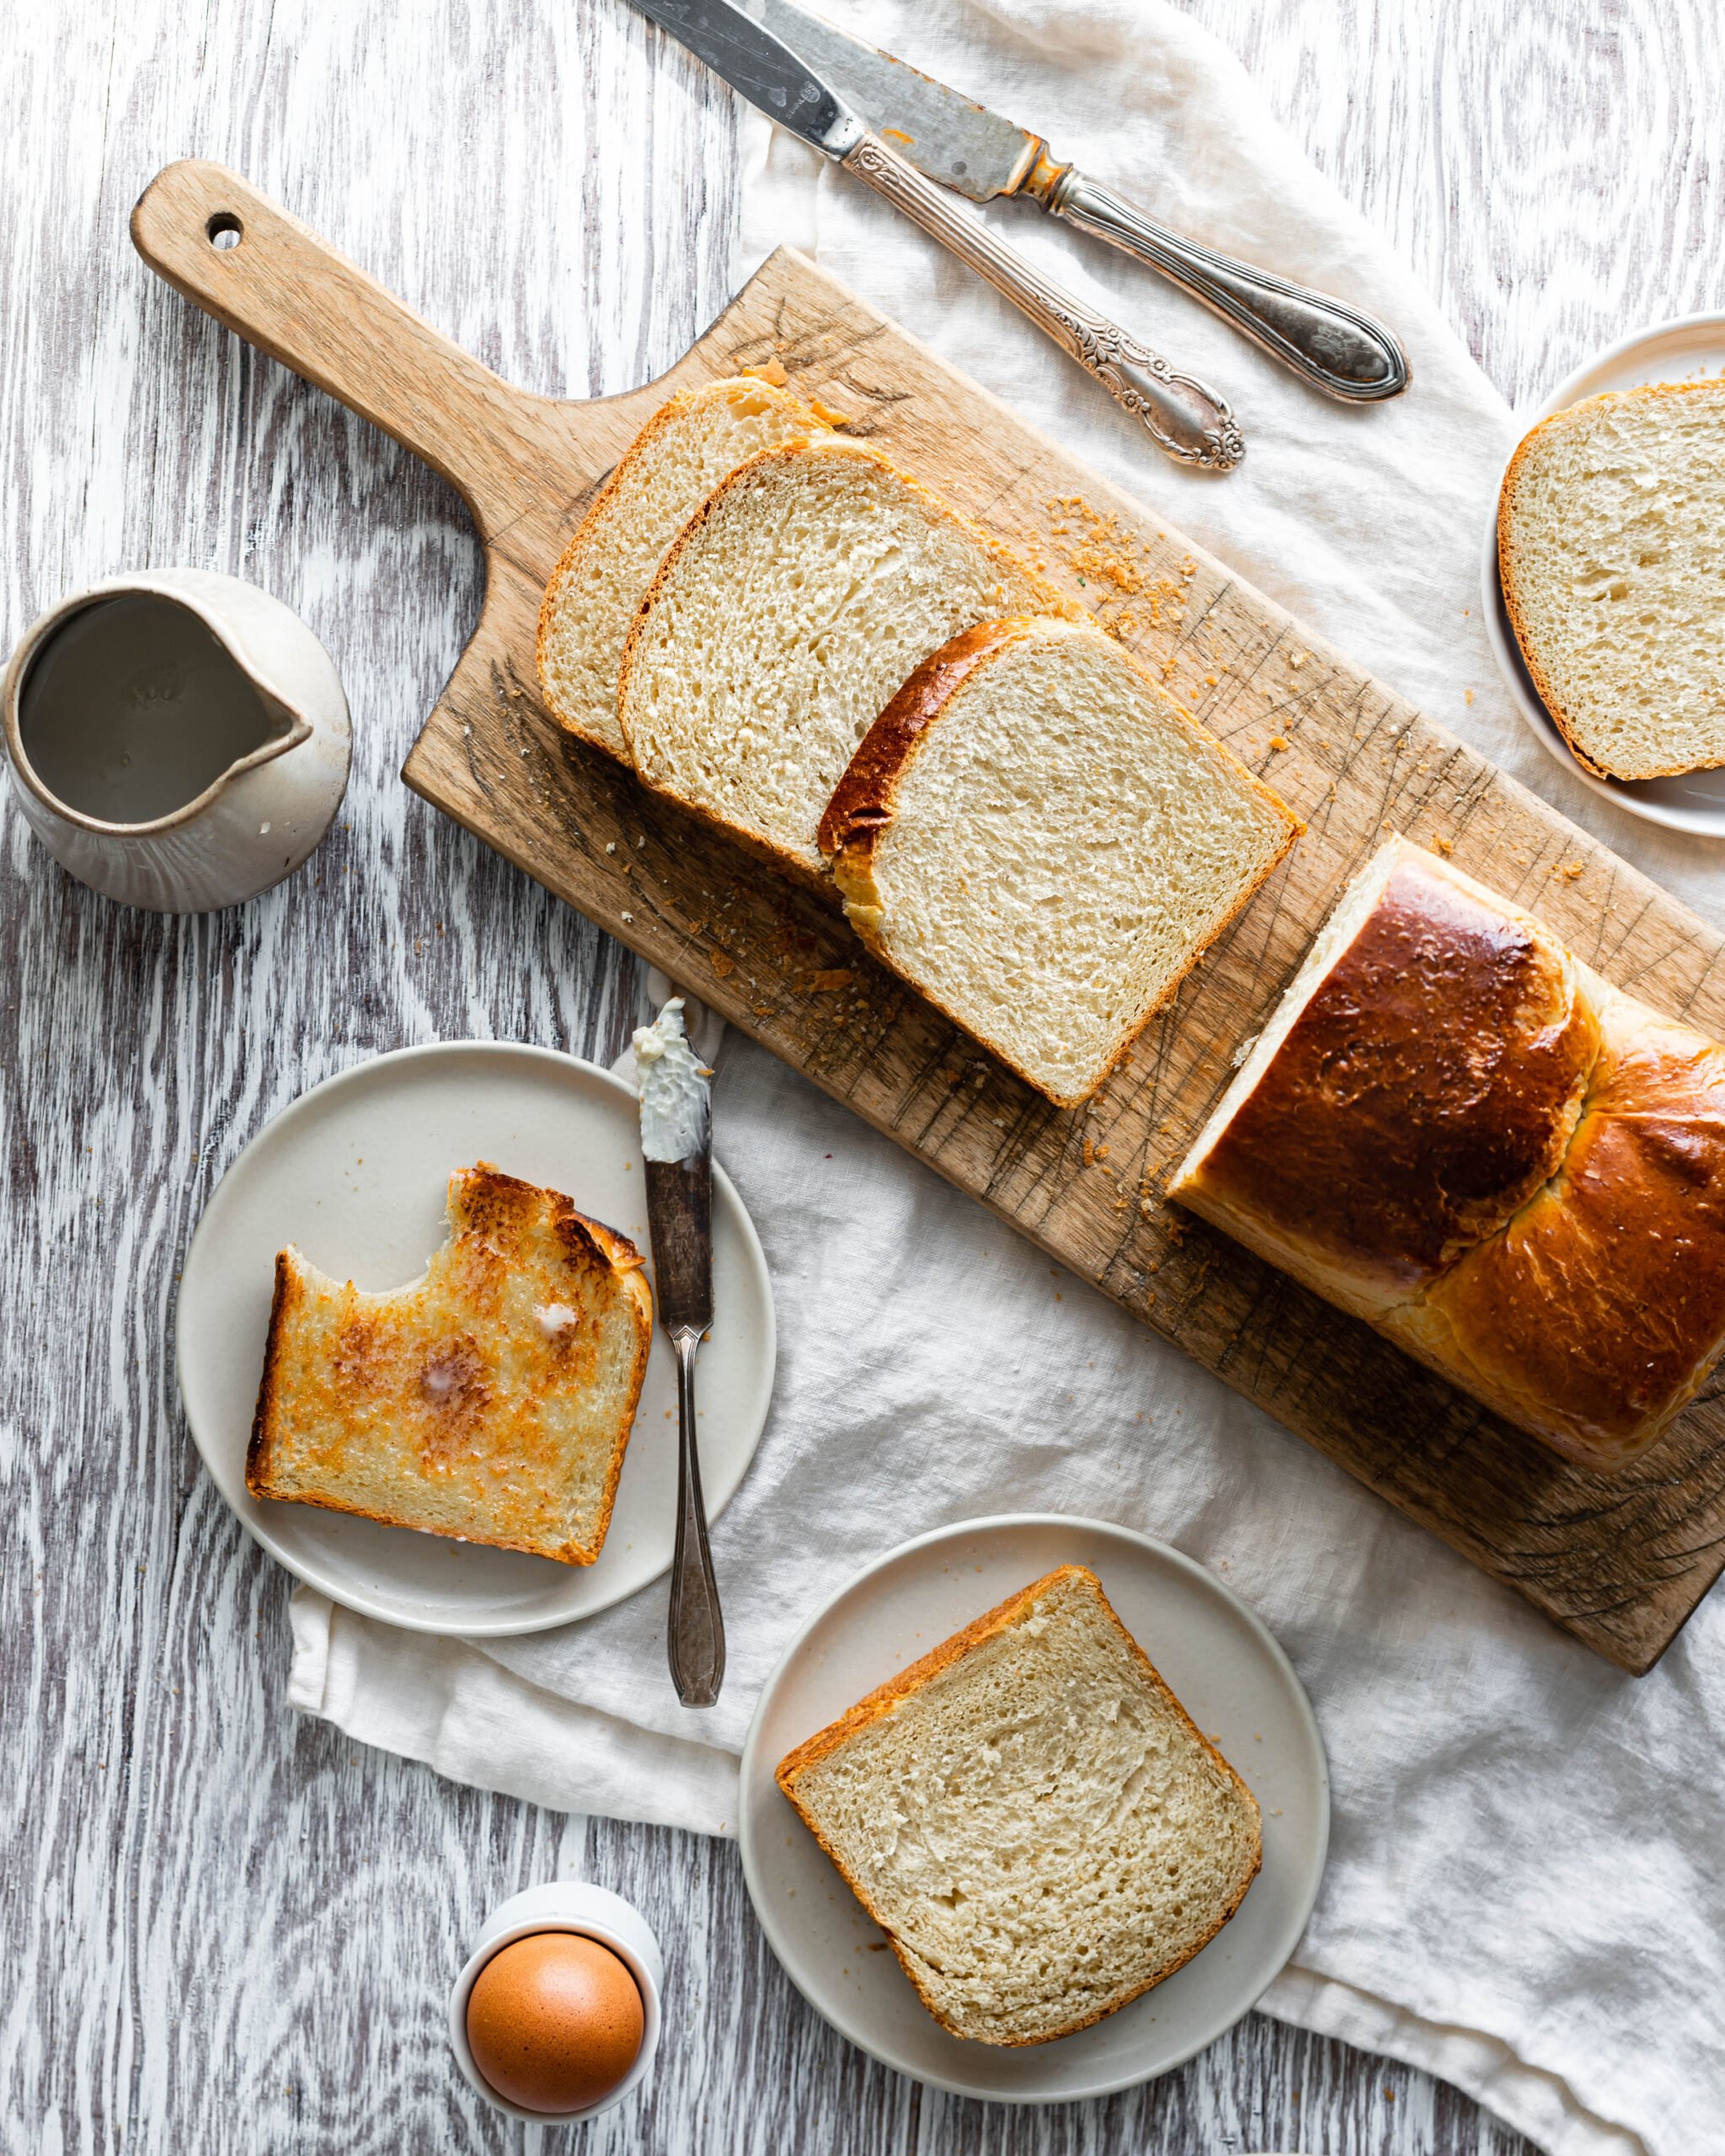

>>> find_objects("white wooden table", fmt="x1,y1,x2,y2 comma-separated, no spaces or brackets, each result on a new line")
4,2,1715,2147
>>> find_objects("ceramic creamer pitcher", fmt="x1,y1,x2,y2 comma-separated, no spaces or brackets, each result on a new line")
2,568,350,912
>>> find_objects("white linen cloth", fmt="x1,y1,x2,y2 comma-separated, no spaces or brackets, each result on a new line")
287,6,1725,2150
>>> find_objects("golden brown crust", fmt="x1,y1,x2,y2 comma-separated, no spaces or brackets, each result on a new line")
1498,379,1725,782
1183,849,1598,1292
245,1247,301,1497
246,1164,653,1564
535,374,829,755
1173,837,1725,1472
776,1564,1263,2047
614,439,1085,883
1411,992,1725,1466
816,619,1036,861
820,616,1303,1109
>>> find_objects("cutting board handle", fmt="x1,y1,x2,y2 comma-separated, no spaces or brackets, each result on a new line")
131,161,534,540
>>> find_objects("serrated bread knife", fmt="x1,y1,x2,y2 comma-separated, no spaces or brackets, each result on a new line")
623,0,1245,468
756,0,1409,403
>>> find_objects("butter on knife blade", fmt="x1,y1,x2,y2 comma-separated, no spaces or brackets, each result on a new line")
633,997,712,1165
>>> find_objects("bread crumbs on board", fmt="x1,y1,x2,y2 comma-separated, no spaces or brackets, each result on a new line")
740,359,790,387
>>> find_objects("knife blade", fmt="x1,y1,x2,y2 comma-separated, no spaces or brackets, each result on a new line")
755,0,1408,403
637,1000,724,1706
624,0,1244,467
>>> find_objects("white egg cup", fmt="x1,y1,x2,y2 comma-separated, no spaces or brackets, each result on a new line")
448,1881,664,2127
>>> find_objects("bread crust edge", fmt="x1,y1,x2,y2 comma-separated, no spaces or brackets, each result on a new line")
1497,379,1725,782
825,619,1304,1107
534,375,829,759
775,1562,1263,2047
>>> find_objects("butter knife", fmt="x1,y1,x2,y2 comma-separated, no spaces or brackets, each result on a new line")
758,0,1408,403
636,1000,725,1707
625,0,1244,469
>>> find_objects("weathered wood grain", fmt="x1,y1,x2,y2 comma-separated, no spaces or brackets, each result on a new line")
129,153,1725,1673
8,0,1717,2146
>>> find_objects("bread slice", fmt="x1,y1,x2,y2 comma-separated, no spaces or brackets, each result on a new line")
1498,378,1725,779
617,438,1076,880
776,1565,1262,2047
247,1164,652,1565
537,375,831,757
818,617,1301,1106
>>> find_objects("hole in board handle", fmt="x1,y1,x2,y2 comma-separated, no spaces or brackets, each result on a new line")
206,211,243,252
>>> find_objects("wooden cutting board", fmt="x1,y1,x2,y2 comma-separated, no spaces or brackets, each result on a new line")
133,157,1725,1673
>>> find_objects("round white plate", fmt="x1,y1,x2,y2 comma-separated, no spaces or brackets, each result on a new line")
1481,310,1725,835
740,1514,1328,2104
177,1042,775,1635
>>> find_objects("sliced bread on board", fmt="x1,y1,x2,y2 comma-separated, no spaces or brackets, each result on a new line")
818,616,1301,1106
537,374,831,758
248,1164,652,1564
776,1565,1263,2047
1498,378,1725,779
617,437,1075,880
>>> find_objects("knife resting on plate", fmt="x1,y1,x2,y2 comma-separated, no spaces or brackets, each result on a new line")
625,0,1246,469
637,1000,726,1707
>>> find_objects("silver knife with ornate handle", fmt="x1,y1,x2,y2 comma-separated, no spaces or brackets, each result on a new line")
624,0,1244,469
758,0,1409,403
635,999,725,1707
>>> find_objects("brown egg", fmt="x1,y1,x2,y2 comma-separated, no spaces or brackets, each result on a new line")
466,1930,644,2113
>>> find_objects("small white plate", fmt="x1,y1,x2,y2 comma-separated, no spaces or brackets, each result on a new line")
1480,310,1725,835
177,1041,775,1635
740,1514,1328,2104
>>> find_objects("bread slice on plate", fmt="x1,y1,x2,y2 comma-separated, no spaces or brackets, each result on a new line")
775,1564,1262,2047
617,437,1076,880
1498,378,1725,779
537,374,831,758
248,1164,652,1565
818,616,1301,1106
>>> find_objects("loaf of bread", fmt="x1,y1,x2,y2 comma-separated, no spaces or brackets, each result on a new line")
776,1565,1261,2047
819,616,1300,1106
1498,379,1725,779
248,1165,653,1562
1171,836,1725,1470
537,375,830,758
617,437,1075,880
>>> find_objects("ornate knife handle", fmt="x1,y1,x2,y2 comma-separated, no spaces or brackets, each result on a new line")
667,1326,724,1707
1039,167,1409,403
839,131,1243,472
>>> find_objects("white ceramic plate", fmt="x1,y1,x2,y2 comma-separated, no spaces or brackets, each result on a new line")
1481,310,1725,835
177,1042,775,1635
740,1514,1328,2104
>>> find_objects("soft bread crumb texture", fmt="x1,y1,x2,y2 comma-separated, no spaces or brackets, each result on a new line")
776,1566,1262,2047
1172,836,1725,1470
618,440,1075,877
537,376,829,758
830,618,1300,1105
1498,379,1725,779
247,1165,652,1564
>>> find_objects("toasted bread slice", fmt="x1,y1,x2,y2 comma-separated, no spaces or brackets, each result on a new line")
776,1565,1263,2047
820,617,1301,1106
247,1164,652,1565
536,375,832,759
617,437,1079,882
